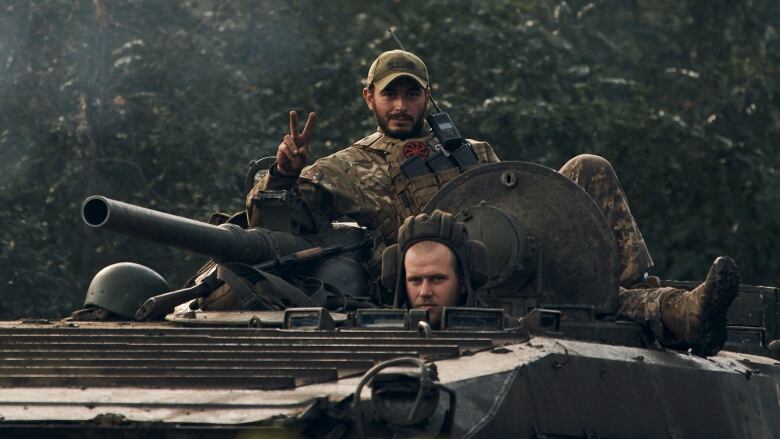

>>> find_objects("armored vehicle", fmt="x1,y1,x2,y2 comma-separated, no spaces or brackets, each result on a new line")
1,162,778,438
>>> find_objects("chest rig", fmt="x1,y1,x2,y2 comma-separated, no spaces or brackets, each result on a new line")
353,132,488,245
388,135,482,224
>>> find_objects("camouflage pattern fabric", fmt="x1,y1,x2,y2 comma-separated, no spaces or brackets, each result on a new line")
558,154,700,348
250,136,714,349
618,257,739,355
617,285,687,346
559,154,654,287
247,129,499,246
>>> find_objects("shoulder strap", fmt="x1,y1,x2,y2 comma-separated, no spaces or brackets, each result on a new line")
353,132,383,147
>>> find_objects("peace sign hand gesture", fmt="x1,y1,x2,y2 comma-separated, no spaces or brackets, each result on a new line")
275,111,316,177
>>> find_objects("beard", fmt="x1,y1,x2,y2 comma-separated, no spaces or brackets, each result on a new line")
374,110,425,140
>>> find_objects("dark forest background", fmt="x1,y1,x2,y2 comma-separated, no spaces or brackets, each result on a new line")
1,0,778,318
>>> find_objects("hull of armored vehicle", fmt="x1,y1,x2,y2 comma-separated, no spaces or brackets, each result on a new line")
5,161,776,437
0,319,777,438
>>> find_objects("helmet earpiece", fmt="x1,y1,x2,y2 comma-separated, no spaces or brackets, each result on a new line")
381,244,399,291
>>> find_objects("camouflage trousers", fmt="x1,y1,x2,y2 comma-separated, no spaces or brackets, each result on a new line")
616,286,690,346
559,154,654,287
559,155,696,347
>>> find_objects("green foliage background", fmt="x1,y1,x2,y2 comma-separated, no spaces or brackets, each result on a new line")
1,0,778,318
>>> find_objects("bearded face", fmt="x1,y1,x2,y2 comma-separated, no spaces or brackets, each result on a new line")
364,77,429,139
373,104,425,139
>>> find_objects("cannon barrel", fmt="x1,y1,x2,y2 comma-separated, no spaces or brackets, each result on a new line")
82,196,315,263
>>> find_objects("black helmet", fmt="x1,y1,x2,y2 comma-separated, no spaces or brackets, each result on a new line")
381,210,489,308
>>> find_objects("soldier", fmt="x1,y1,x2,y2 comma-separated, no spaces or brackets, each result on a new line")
379,210,489,326
247,49,499,252
246,49,733,349
247,50,652,290
385,211,740,356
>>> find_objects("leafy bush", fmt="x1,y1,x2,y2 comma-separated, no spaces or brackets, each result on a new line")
1,0,778,318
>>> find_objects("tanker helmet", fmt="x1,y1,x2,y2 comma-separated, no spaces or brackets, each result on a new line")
85,262,170,319
382,210,489,308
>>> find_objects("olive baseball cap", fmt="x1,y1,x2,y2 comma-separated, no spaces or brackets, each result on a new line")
367,50,429,91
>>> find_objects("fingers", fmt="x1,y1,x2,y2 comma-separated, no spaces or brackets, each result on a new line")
289,111,298,138
289,110,316,145
297,144,309,160
300,112,316,140
281,110,313,176
278,136,296,162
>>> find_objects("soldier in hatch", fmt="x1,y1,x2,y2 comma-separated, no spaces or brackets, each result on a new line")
384,211,740,356
379,210,489,326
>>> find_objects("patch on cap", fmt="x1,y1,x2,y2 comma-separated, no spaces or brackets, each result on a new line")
367,50,429,91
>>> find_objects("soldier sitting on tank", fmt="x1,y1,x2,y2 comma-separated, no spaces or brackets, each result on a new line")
385,211,740,356
247,49,499,265
247,50,664,293
244,48,734,353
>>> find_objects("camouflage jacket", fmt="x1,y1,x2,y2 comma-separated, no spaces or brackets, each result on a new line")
247,129,499,245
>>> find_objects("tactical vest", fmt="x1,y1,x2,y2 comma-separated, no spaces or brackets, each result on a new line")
353,133,491,240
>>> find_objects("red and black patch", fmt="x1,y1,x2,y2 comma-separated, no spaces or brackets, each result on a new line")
403,141,429,159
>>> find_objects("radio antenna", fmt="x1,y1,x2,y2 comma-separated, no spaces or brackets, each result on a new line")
388,27,407,51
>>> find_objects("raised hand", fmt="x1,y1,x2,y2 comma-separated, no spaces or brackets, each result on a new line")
276,110,316,177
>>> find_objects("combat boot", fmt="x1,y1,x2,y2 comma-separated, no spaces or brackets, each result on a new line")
660,256,740,356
